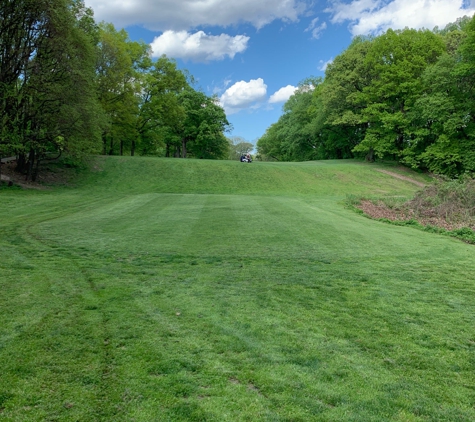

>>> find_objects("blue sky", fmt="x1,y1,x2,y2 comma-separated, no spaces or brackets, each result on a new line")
84,0,475,145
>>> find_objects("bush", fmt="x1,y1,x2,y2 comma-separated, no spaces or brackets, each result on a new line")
409,174,475,223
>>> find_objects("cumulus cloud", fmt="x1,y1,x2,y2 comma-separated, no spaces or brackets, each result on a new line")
269,85,297,103
327,0,475,36
318,58,333,71
220,78,268,114
84,0,308,31
305,17,328,39
150,31,249,62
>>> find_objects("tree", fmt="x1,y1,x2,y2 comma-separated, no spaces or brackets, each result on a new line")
228,136,254,160
95,22,151,156
319,37,373,159
427,14,475,174
0,0,104,180
136,55,187,156
168,87,231,159
257,79,321,161
352,29,446,163
256,16,475,175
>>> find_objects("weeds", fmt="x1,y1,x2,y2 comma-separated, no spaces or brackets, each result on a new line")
409,174,475,224
350,174,475,243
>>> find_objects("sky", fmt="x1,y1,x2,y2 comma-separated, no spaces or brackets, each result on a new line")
84,0,475,145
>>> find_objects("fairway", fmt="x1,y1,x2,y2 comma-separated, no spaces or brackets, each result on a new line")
1,157,474,421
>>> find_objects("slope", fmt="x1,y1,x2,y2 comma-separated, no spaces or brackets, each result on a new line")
0,157,473,422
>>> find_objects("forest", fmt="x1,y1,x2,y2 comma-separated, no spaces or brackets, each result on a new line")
257,15,475,177
0,0,232,181
3,1,475,182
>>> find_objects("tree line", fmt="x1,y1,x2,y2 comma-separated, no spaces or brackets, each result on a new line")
257,16,475,177
0,0,231,181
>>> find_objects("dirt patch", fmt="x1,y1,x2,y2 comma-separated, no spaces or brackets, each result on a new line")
375,169,426,187
359,200,413,221
358,200,475,231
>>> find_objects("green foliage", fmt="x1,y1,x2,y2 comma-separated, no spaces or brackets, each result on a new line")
95,22,151,156
136,56,187,156
258,16,475,176
227,136,254,160
1,8,231,180
449,226,475,243
257,79,322,161
0,0,104,180
355,29,446,161
166,87,231,159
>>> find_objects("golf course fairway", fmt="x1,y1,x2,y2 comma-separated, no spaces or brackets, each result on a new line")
1,157,474,421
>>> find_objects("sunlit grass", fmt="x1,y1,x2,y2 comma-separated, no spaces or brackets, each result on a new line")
1,157,474,421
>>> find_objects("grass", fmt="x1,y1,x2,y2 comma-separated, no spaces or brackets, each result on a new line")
1,157,474,421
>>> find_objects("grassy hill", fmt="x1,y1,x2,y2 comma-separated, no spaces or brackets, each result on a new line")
79,156,428,196
0,157,473,421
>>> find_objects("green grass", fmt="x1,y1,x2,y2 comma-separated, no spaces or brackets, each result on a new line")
1,157,474,421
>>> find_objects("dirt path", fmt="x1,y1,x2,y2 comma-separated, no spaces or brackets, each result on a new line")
375,169,426,187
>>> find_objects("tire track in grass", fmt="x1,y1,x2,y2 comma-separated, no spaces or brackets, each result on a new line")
375,169,426,187
0,196,136,420
0,249,106,420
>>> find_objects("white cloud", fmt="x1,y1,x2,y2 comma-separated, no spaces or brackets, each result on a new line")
318,58,333,71
269,85,297,103
312,21,327,39
327,0,475,36
306,17,319,31
84,0,308,31
305,17,328,39
220,78,268,114
150,31,249,62
210,78,233,95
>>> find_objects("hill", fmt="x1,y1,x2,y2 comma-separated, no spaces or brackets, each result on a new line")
79,156,429,196
1,157,473,422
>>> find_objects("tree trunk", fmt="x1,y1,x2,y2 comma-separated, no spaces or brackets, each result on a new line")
396,133,404,151
32,156,40,182
166,143,170,157
365,147,374,162
131,140,135,156
182,138,186,158
109,136,114,155
120,140,123,156
16,153,26,174
102,133,107,155
26,148,35,181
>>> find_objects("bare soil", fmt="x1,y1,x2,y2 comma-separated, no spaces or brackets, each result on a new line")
358,200,475,231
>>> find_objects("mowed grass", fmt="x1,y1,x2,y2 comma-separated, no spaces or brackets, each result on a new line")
0,157,474,421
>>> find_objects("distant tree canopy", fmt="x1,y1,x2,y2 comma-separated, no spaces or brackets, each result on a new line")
0,2,231,180
257,16,475,176
227,136,254,160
